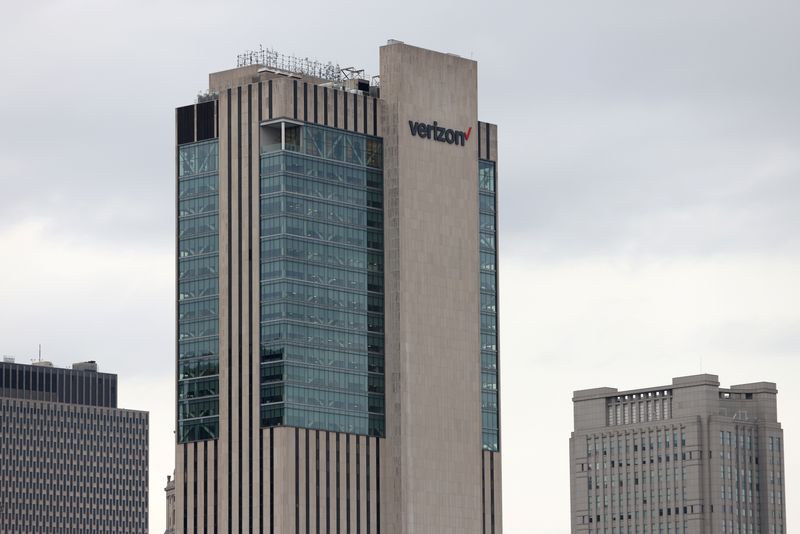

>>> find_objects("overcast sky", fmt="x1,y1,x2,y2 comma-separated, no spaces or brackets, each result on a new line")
1,1,798,532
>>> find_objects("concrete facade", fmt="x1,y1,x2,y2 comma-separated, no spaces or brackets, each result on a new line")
0,360,149,533
175,41,501,533
166,473,176,534
570,374,786,534
380,43,485,534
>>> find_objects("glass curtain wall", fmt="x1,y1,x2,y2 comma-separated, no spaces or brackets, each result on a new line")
177,139,220,442
479,160,499,451
260,122,385,437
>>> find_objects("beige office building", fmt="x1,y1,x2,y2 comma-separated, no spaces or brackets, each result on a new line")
174,41,501,533
570,374,786,534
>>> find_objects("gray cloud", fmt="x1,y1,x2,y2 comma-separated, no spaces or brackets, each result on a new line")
482,2,800,258
2,1,799,533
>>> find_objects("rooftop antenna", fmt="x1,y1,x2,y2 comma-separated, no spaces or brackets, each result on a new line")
31,344,42,364
236,45,371,84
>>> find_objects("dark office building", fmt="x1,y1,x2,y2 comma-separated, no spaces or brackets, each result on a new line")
0,358,149,533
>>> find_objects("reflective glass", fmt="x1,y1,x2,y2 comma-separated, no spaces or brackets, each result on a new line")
178,255,218,281
262,344,368,371
179,319,218,340
179,174,218,199
179,214,218,238
480,213,495,232
482,410,499,430
178,140,218,177
480,252,496,272
179,339,218,360
480,272,497,293
179,419,219,442
179,194,218,217
480,232,496,252
480,313,497,333
260,125,384,437
262,195,368,226
262,281,368,311
482,430,499,451
178,377,218,399
179,277,219,301
261,323,367,352
179,357,219,379
262,174,368,206
261,260,366,291
481,371,497,391
179,298,218,321
179,398,219,419
177,139,220,442
482,391,498,410
178,235,218,258
479,160,499,451
262,303,367,331
262,216,368,247
480,292,496,313
479,160,496,192
262,237,367,270
479,193,495,214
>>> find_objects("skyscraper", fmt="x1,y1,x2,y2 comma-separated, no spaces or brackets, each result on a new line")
175,40,501,533
0,358,149,532
570,374,787,533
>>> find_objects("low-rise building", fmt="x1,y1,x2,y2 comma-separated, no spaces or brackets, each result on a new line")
570,374,786,533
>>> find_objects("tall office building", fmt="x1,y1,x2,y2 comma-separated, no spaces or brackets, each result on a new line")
570,374,787,534
0,358,149,533
174,40,501,533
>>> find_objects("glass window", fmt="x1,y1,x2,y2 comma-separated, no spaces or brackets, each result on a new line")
179,195,218,217
177,140,219,442
179,214,218,238
479,160,495,192
179,339,218,360
480,252,496,272
366,139,383,169
480,272,497,293
483,430,499,451
481,313,497,333
480,213,495,232
481,371,497,391
479,160,499,450
178,235,218,258
259,129,384,437
178,140,219,177
479,193,495,213
480,232,496,252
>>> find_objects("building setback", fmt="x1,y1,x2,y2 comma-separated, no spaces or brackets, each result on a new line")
0,359,149,533
174,40,501,533
570,374,787,534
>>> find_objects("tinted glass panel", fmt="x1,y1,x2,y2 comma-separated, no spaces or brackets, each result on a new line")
176,139,220,442
260,123,384,437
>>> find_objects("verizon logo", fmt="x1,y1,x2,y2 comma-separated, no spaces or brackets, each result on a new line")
408,120,472,147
